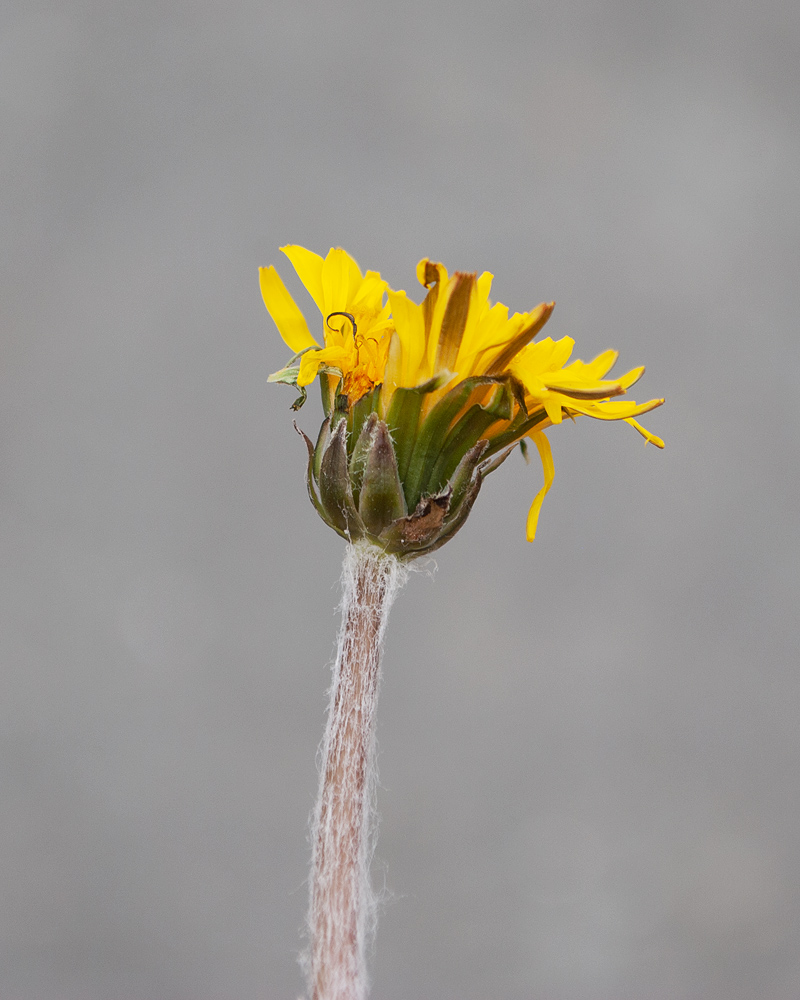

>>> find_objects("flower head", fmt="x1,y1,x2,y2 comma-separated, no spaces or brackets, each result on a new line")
262,247,664,555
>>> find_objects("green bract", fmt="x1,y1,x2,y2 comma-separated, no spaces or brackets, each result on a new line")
295,388,520,558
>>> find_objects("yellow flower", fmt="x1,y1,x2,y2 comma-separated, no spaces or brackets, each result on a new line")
261,246,393,405
382,259,554,409
262,247,664,553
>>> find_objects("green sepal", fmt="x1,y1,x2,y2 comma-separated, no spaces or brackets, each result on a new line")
269,351,342,414
403,375,508,511
479,441,518,477
313,417,331,484
268,352,309,412
385,375,448,481
446,439,489,519
426,404,500,495
482,408,548,460
349,387,379,456
320,372,338,418
268,364,303,386
293,421,347,539
267,346,315,385
290,385,308,411
349,412,378,504
358,421,407,535
424,375,521,491
424,472,484,554
519,438,530,464
318,419,365,540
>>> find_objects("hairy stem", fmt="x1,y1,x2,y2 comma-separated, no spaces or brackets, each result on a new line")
306,542,407,1000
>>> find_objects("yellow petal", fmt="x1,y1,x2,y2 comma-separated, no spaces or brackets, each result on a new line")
352,271,389,315
526,431,554,542
482,302,556,375
259,266,318,353
388,288,427,386
281,245,325,313
382,329,404,399
297,349,322,387
476,270,494,310
626,418,665,448
542,371,624,398
617,365,645,390
544,396,563,424
583,349,618,378
566,397,665,420
322,247,362,313
297,345,352,387
547,336,575,371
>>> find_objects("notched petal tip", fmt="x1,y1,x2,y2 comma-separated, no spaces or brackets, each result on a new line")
416,258,447,289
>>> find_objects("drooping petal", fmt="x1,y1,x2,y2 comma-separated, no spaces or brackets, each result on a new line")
626,418,665,448
526,431,554,542
259,266,318,352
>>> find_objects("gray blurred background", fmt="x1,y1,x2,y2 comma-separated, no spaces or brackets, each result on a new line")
3,1,799,997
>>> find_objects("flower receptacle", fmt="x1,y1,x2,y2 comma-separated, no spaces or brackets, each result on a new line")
296,416,493,558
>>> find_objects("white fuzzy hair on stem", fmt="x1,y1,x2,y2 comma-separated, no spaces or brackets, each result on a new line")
303,541,408,1000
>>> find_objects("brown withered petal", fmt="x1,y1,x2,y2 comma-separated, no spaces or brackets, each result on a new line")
433,272,475,376
381,490,452,550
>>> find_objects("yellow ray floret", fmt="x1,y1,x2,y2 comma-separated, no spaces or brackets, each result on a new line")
259,266,317,354
261,245,393,404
